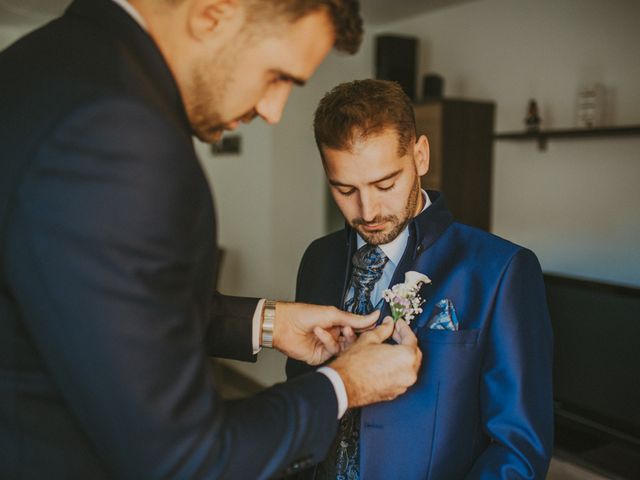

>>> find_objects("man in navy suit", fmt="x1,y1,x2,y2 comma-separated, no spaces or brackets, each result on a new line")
287,79,553,479
0,1,422,478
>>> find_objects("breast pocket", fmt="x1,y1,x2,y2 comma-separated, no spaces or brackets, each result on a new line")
416,327,482,386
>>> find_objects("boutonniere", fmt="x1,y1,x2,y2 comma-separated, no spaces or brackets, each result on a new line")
382,271,431,325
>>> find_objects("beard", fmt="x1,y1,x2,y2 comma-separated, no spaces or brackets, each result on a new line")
185,61,229,143
183,37,250,143
352,174,422,245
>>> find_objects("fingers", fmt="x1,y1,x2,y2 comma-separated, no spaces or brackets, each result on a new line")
329,322,422,408
341,326,356,343
394,319,422,374
337,326,356,351
353,310,379,333
313,326,339,356
392,324,402,343
394,319,418,347
334,309,380,331
359,316,394,345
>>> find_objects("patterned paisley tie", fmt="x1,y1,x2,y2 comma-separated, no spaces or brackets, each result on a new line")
316,244,388,480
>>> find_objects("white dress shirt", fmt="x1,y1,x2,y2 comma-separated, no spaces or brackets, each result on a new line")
109,0,348,418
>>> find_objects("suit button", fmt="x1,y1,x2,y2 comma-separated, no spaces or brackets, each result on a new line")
416,244,425,254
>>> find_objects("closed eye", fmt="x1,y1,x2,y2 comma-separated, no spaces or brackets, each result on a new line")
337,187,356,196
377,183,396,191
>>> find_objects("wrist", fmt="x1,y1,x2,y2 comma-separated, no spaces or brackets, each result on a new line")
260,299,277,348
328,358,357,408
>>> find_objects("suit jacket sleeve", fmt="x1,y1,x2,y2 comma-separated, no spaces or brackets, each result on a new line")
5,98,337,479
466,249,554,479
207,291,258,361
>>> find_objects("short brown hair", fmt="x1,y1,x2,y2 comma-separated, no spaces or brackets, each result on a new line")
245,0,363,54
314,79,417,157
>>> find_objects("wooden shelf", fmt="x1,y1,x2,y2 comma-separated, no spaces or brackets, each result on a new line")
494,125,640,150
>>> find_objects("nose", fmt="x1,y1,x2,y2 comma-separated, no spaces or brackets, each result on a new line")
359,190,380,223
255,82,293,125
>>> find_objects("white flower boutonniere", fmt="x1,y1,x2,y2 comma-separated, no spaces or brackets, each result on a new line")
382,271,431,325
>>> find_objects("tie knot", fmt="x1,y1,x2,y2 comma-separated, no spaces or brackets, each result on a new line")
352,244,387,271
345,244,388,315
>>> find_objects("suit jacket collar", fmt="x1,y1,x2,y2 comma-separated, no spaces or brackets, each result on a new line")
66,0,190,130
341,191,455,318
412,190,455,255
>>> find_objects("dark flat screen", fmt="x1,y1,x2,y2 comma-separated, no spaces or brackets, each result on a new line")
544,274,640,441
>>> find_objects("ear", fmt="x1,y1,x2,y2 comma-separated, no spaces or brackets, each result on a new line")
413,134,430,177
188,0,242,42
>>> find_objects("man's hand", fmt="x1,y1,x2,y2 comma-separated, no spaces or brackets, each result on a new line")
329,318,422,407
272,302,379,365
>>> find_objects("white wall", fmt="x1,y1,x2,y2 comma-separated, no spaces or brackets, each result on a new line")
374,0,640,286
197,123,288,386
196,123,276,299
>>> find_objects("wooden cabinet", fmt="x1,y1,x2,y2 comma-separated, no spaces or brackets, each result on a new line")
415,99,495,231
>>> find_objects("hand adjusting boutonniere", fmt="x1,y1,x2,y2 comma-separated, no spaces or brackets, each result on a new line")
382,271,431,325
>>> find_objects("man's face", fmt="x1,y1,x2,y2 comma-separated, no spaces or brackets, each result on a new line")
182,9,335,142
323,129,430,245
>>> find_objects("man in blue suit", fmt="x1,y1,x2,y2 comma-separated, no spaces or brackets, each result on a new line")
287,79,554,479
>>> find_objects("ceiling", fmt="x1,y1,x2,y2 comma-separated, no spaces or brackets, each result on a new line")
360,0,478,25
0,0,477,27
0,0,70,25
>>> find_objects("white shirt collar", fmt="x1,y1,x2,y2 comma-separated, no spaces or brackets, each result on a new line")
356,190,431,265
110,0,148,30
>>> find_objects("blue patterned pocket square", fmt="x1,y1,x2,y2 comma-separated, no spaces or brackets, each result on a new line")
426,298,459,331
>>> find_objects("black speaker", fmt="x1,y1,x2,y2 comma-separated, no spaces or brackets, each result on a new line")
375,35,418,101
423,74,444,100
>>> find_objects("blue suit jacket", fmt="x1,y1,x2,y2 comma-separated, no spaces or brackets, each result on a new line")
0,0,337,478
287,192,553,479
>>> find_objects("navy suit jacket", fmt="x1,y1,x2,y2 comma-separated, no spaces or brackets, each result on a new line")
287,192,553,479
0,0,337,478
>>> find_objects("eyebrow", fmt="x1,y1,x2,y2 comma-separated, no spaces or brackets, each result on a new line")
274,70,306,87
329,169,403,188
